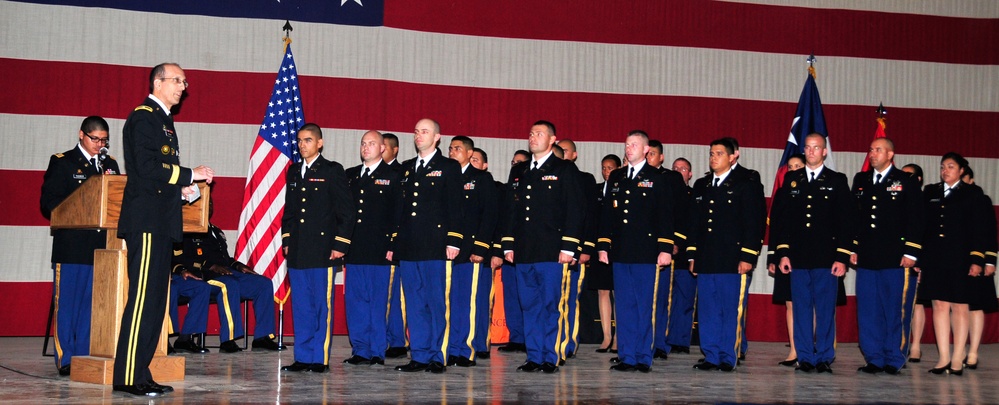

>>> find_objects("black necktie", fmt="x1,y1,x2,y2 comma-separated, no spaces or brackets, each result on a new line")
875,173,882,184
944,186,951,197
628,167,634,180
810,172,815,182
532,161,538,171
418,159,425,173
713,177,720,187
362,167,370,178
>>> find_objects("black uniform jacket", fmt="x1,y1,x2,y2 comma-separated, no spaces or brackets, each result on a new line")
390,149,464,261
660,167,692,258
344,161,401,265
850,166,924,270
118,98,194,241
454,166,498,262
919,182,989,270
502,156,585,263
687,167,765,274
172,223,240,281
598,164,674,264
578,170,600,257
771,167,854,268
282,155,356,269
41,146,121,264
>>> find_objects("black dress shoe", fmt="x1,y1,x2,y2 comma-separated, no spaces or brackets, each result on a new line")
795,362,815,372
883,365,901,375
541,362,559,374
426,361,446,374
609,349,618,354
610,363,636,372
516,361,542,372
219,340,243,353
595,347,611,353
609,357,622,364
964,357,978,370
174,339,209,354
558,359,566,366
113,384,162,397
58,365,71,376
908,357,921,363
453,357,476,367
281,361,311,372
148,380,174,393
636,363,651,373
476,351,491,359
385,347,409,358
498,343,525,353
718,363,735,372
654,349,669,360
369,357,384,366
343,355,370,365
816,362,832,373
928,366,949,375
693,362,718,371
395,361,429,372
739,353,746,361
778,358,797,367
669,346,690,354
946,367,963,376
309,363,330,373
857,363,883,374
446,355,458,366
252,337,285,351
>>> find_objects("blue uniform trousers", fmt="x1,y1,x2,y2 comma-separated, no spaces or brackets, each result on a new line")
516,262,569,365
613,263,660,366
385,265,408,349
288,267,335,365
665,267,696,349
739,273,752,357
472,263,493,353
654,264,675,352
52,263,93,368
790,268,838,364
500,264,525,345
697,273,750,367
448,262,483,360
344,264,392,359
400,260,450,364
168,274,216,336
856,267,908,369
560,263,586,358
900,269,919,357
209,271,276,341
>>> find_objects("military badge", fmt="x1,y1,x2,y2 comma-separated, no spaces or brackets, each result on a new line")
161,145,171,155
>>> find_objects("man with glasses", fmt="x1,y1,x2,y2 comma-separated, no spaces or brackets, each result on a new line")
40,116,120,377
113,63,214,397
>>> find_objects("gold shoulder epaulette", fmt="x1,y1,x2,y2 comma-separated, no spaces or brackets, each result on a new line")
134,105,154,112
54,153,64,158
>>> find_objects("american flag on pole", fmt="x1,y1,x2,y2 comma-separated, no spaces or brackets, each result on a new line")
234,38,304,305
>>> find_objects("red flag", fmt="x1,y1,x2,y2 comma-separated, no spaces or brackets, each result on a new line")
860,110,888,172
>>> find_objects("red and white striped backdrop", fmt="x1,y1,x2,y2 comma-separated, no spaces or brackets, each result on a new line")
1,1,996,340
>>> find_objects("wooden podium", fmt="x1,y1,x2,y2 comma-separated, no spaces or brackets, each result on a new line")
50,175,210,384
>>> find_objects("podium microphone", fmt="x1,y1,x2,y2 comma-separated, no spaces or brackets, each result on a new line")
99,146,109,161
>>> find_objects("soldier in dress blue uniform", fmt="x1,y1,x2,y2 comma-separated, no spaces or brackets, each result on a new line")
445,136,498,367
597,131,674,373
40,116,121,376
850,137,923,375
771,134,853,373
343,130,402,366
687,138,764,372
280,123,356,373
113,63,215,397
470,147,500,359
167,263,215,354
496,150,531,354
502,120,585,374
389,119,464,374
379,132,409,359
665,157,696,355
556,139,597,363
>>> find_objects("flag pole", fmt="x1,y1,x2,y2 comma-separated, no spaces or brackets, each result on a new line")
275,19,295,352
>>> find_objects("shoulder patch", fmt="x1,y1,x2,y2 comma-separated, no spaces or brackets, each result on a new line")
54,153,64,158
134,105,154,112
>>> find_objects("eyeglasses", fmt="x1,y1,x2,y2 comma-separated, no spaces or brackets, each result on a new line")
160,77,189,88
84,133,110,145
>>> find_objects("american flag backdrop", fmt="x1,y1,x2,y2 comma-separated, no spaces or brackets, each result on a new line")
1,1,997,342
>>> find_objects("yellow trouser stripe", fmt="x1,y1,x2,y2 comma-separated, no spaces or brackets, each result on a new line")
441,261,453,359
53,264,64,364
899,268,911,350
664,262,676,341
125,233,152,385
385,265,395,322
207,280,236,340
321,267,334,365
734,273,748,356
571,264,587,348
650,265,661,352
399,276,409,346
465,263,480,359
556,263,570,359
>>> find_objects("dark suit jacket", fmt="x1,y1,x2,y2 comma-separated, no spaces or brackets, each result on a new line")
282,155,356,269
850,166,924,269
919,182,988,270
118,97,193,241
502,155,585,263
172,223,240,281
771,167,854,268
344,161,401,265
598,164,674,264
687,167,765,274
40,146,121,264
390,149,464,261
454,166,498,262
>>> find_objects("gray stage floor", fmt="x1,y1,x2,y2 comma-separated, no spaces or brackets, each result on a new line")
1,336,997,404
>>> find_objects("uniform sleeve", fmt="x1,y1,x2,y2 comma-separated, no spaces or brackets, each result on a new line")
472,172,498,258
770,173,790,261
501,166,520,253
968,187,990,267
668,171,691,252
281,166,297,248
39,155,68,219
444,161,465,249
330,163,356,254
127,111,193,186
685,180,703,262
738,177,766,265
596,171,620,253
830,173,856,264
984,196,998,266
653,171,675,255
559,163,585,256
901,175,924,260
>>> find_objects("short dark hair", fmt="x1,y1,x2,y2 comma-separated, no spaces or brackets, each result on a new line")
451,135,474,150
710,138,736,155
473,147,488,163
148,63,180,93
902,163,924,185
382,133,399,148
298,123,323,139
941,152,968,173
672,157,691,168
533,120,556,136
80,116,109,134
721,136,740,151
648,139,663,154
552,143,564,159
787,153,805,167
514,150,530,161
602,154,622,167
